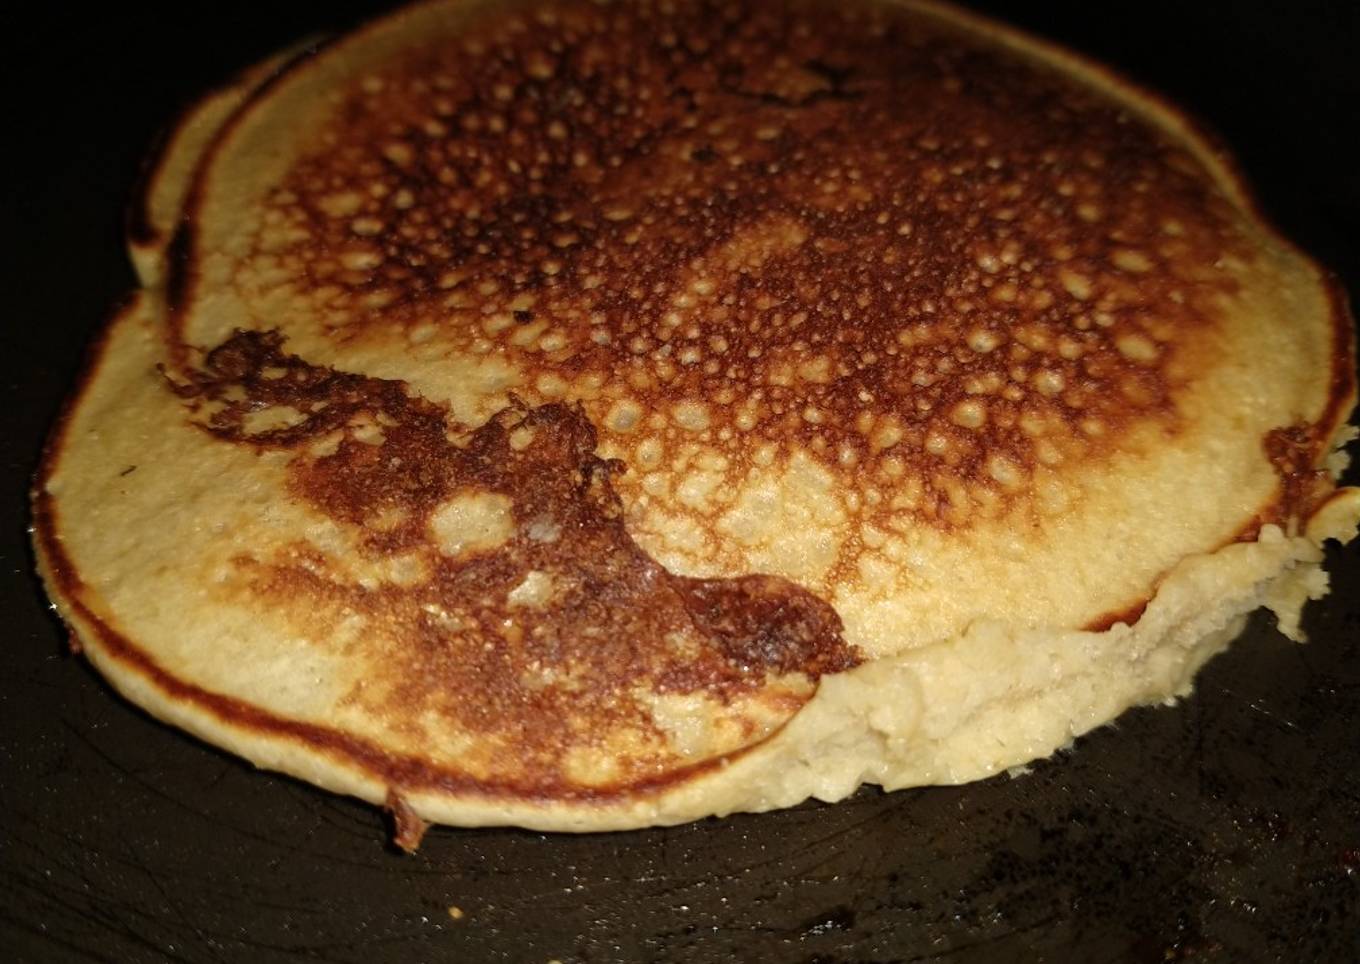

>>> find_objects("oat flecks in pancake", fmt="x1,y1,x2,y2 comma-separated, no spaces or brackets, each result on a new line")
172,330,858,794
239,0,1242,534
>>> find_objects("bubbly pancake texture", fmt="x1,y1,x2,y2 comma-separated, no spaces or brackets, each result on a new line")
35,0,1359,838
170,328,857,793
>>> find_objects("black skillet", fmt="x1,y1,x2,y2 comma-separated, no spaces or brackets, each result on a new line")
3,2,1357,960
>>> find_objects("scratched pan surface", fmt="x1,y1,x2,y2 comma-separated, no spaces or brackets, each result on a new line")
3,2,1358,961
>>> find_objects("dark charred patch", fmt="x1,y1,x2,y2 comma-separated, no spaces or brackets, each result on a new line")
1232,279,1357,542
1263,424,1335,531
679,575,849,679
172,330,860,793
169,329,456,551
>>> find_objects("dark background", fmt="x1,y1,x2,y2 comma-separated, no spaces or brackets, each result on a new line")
3,2,1358,961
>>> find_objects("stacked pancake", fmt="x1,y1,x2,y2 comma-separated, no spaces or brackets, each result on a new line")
34,0,1358,842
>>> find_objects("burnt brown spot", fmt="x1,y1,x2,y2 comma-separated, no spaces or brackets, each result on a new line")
679,574,850,678
1263,424,1335,530
385,790,430,853
173,330,859,794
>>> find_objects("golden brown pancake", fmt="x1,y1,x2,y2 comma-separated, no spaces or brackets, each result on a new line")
34,0,1359,842
127,41,315,288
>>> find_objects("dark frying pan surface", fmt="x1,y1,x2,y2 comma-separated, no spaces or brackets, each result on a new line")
3,2,1357,961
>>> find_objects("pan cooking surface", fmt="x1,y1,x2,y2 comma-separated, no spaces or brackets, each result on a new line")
3,2,1357,960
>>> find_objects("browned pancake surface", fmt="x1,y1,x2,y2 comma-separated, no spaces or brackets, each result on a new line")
167,328,855,793
220,0,1244,538
33,0,1356,832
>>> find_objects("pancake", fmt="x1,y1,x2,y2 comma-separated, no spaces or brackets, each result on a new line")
34,0,1359,843
127,41,316,288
